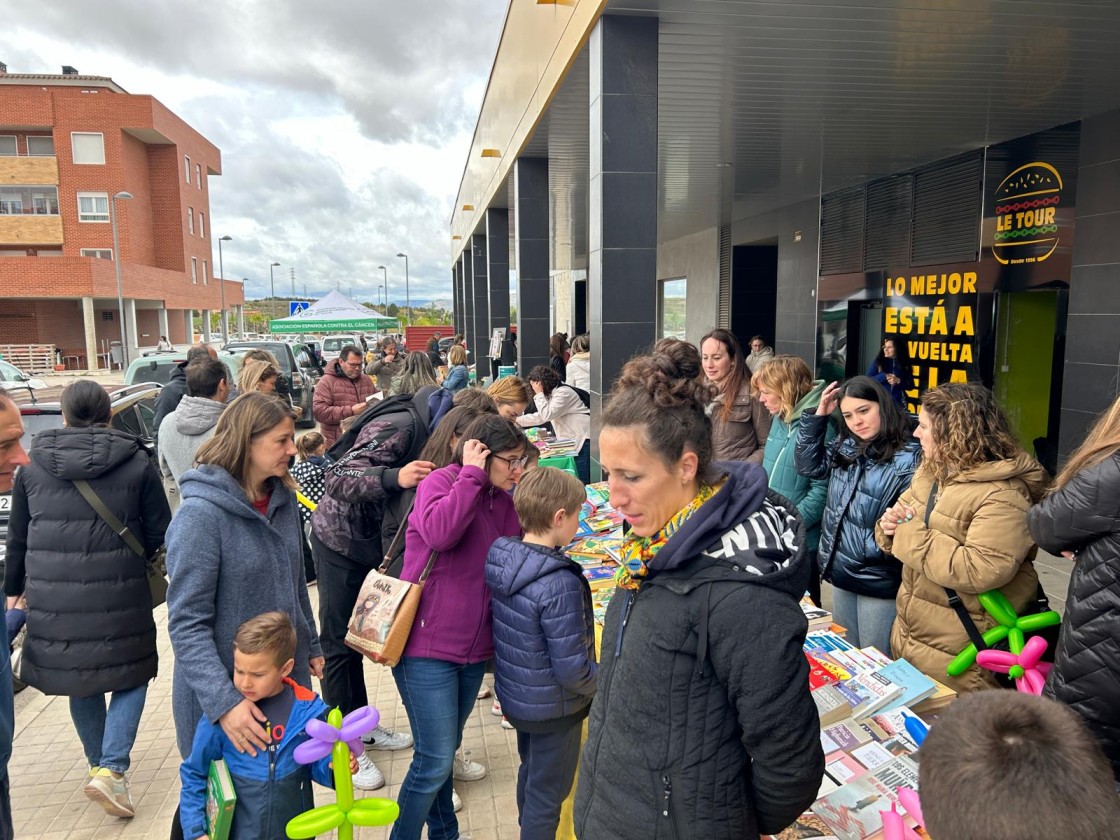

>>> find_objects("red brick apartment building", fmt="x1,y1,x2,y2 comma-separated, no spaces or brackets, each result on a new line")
0,62,244,369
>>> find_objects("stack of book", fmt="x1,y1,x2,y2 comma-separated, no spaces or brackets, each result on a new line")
566,482,624,592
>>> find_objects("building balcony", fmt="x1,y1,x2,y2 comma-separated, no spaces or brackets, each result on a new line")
0,214,63,245
0,156,58,186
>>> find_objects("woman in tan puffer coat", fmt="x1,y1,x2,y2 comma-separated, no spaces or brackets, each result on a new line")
876,382,1047,694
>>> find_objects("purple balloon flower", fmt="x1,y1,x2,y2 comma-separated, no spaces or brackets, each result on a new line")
293,706,380,765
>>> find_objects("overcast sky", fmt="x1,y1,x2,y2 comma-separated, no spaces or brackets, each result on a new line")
3,0,507,305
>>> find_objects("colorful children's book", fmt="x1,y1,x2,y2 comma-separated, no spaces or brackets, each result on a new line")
206,758,237,840
875,659,939,712
811,755,920,840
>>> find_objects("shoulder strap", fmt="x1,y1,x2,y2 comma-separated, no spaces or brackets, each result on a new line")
927,479,990,651
379,496,417,572
73,479,146,558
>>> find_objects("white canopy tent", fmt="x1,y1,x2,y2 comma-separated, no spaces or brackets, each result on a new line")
268,290,397,333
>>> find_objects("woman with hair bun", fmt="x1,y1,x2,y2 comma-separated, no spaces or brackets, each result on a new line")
574,340,823,840
795,376,920,653
701,328,771,464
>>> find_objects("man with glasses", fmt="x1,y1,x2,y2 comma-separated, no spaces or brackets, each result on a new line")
313,345,376,448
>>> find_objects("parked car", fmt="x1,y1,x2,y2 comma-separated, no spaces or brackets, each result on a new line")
321,334,365,364
124,350,248,388
221,340,319,427
0,382,162,572
0,360,48,400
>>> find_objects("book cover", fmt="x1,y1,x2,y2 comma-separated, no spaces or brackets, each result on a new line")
805,631,856,653
805,650,854,682
813,684,850,727
806,653,839,690
853,671,904,717
800,599,833,629
767,810,840,839
206,759,236,840
811,756,919,840
824,750,867,784
875,660,938,712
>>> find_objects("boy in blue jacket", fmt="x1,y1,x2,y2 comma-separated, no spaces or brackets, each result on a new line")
179,612,356,840
485,467,598,840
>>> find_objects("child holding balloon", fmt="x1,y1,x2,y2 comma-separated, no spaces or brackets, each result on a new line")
178,612,358,840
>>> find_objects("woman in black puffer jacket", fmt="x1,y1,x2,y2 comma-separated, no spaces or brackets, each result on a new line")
795,376,920,654
1029,396,1120,782
4,381,170,818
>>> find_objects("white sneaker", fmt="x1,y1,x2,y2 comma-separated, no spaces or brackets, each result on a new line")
362,724,414,751
500,715,514,731
84,769,134,818
476,684,491,699
490,699,502,716
453,749,488,781
352,753,386,790
452,788,463,812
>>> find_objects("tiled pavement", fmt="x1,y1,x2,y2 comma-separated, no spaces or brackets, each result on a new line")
10,587,524,840
9,552,1075,840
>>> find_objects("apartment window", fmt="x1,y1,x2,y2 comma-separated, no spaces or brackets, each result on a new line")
198,211,204,238
191,257,198,284
77,192,110,222
0,137,16,156
202,259,208,285
80,248,113,260
26,136,55,156
187,207,194,235
71,132,105,165
185,155,191,183
195,163,202,189
0,186,59,215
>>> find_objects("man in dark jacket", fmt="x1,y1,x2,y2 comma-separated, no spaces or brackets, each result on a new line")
0,391,30,840
312,346,375,448
485,466,597,840
152,343,216,443
574,462,824,840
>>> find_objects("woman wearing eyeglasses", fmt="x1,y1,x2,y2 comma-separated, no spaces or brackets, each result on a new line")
391,414,529,840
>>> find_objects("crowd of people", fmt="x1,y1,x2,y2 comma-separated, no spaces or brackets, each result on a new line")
0,324,1117,840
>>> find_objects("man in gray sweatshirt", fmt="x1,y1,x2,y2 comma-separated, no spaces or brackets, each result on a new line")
158,358,229,493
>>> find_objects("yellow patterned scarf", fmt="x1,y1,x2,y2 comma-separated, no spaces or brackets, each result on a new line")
614,481,722,590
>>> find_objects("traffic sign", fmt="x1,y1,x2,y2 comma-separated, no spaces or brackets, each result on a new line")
289,300,311,316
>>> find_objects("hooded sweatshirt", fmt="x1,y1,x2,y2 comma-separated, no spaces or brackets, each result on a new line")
876,452,1047,694
166,465,322,758
3,427,170,696
158,395,225,483
574,461,824,840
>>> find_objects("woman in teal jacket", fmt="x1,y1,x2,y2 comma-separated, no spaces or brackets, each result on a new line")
753,355,834,604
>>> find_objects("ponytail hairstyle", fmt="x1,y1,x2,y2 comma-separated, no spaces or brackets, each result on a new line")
295,431,326,462
833,375,913,464
603,339,718,481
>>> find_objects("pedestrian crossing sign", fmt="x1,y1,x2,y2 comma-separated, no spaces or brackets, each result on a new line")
290,300,311,316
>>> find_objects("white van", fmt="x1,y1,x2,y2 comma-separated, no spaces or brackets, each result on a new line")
321,334,364,363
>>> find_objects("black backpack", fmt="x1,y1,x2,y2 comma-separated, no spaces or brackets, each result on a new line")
560,384,591,411
326,394,426,464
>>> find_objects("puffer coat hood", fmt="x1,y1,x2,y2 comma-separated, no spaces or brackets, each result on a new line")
877,452,1045,693
485,538,597,730
174,395,224,435
574,461,824,840
795,413,922,599
1029,451,1120,780
3,426,170,696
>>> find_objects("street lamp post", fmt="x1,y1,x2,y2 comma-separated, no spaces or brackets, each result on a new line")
217,235,232,344
378,284,384,307
269,261,281,299
377,265,388,312
110,191,133,368
396,252,410,326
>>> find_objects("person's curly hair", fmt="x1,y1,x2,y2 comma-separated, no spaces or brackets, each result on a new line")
920,382,1022,486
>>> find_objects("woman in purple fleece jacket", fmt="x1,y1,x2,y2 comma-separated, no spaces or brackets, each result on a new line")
392,414,528,840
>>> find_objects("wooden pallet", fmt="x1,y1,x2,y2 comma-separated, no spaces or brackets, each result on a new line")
0,344,56,374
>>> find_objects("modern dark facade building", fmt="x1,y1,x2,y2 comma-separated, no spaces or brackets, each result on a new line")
450,1,1120,471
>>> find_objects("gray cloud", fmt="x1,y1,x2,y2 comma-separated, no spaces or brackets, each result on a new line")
3,1,507,307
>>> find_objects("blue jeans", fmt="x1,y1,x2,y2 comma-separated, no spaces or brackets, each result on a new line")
391,657,487,840
68,684,148,775
574,441,591,485
830,587,896,655
0,643,13,840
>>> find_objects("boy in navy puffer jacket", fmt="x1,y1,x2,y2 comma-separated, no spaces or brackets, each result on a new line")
485,467,598,840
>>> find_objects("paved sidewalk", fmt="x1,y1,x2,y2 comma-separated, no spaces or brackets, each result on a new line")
9,589,523,840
